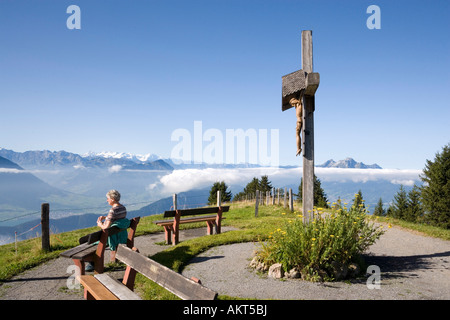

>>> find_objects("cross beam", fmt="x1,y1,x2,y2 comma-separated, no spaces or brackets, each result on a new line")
281,30,320,223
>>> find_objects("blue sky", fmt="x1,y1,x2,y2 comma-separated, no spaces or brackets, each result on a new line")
0,0,449,170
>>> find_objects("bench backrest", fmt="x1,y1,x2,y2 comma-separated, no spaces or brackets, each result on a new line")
79,217,140,245
163,206,230,218
116,244,217,300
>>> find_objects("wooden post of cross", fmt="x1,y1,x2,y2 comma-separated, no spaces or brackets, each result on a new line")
282,30,320,224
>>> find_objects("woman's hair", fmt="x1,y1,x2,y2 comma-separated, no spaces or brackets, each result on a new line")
106,189,121,202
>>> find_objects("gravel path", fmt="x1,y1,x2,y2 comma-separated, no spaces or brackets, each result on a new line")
1,224,449,300
182,225,450,300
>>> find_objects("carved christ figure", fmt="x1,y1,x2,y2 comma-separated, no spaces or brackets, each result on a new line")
290,97,303,156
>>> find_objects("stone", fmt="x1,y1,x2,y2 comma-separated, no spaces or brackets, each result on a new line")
256,262,268,272
249,256,268,272
285,267,300,279
268,263,284,279
249,256,259,268
348,262,361,278
330,261,348,280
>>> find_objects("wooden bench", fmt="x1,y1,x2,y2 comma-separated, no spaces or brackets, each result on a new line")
153,206,229,245
77,244,217,300
61,217,140,275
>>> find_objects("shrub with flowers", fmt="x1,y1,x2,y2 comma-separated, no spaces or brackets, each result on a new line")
253,195,385,281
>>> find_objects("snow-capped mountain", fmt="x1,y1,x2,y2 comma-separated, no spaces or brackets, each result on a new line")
0,148,170,170
82,151,160,163
317,157,382,169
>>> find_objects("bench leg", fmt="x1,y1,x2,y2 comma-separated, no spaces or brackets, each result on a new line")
172,228,179,245
163,226,172,245
123,265,138,291
73,259,85,276
206,221,215,235
173,213,180,245
94,257,104,274
122,247,139,290
215,221,221,234
85,288,95,300
216,209,222,234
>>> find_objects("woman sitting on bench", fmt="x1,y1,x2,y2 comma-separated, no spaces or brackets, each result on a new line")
86,189,129,271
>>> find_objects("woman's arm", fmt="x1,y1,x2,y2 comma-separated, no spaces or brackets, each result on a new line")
97,216,112,230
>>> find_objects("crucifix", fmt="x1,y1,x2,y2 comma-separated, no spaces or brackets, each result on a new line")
282,30,320,223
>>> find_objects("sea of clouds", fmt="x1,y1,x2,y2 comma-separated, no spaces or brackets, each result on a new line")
148,167,423,195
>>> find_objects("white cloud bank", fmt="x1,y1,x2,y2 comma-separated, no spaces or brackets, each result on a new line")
0,168,23,173
108,165,123,173
150,167,423,195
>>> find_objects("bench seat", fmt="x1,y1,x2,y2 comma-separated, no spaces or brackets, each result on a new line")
153,214,223,226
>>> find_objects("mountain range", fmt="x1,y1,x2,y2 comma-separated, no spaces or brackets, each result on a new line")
1,148,382,170
317,158,381,169
0,148,173,171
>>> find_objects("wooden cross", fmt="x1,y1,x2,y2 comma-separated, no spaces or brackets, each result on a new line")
282,30,320,223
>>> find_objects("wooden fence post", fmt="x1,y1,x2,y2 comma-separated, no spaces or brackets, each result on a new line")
289,188,294,212
217,190,221,206
41,203,50,251
255,190,259,217
173,193,177,210
284,187,287,208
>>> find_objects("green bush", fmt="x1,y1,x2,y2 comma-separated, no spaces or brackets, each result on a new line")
255,195,385,281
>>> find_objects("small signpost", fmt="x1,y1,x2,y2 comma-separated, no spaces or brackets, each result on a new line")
282,30,320,223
